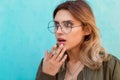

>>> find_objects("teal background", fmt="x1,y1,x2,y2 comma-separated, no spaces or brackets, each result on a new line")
0,0,120,80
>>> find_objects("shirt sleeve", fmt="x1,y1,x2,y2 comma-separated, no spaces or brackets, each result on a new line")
36,59,56,80
111,56,120,80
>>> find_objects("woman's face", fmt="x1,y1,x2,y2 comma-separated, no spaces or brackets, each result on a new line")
54,10,86,50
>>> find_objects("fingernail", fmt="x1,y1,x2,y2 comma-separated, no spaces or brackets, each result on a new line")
60,44,63,47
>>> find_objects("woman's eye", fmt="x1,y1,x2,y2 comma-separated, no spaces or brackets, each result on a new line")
64,21,73,28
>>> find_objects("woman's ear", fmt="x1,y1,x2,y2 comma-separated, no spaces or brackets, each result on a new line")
83,26,92,35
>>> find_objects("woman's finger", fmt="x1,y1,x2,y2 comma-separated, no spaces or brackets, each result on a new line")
52,44,63,60
49,45,57,58
56,47,66,62
44,51,49,61
59,54,67,66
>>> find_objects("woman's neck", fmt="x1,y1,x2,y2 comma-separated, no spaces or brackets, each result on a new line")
67,46,80,63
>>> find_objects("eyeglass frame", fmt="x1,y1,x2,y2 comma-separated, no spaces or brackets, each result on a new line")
47,20,82,34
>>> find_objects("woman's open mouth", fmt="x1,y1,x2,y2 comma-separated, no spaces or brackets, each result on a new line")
57,38,66,45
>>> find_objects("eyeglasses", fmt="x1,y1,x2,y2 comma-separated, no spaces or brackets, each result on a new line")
48,20,82,34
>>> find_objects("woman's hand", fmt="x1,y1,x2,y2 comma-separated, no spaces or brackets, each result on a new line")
42,44,67,76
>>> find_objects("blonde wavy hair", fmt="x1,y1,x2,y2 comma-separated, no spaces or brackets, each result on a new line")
53,0,109,70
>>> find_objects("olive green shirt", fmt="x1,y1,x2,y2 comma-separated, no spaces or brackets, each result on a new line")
36,55,120,80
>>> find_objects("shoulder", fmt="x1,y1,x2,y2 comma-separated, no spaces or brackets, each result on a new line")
103,54,120,66
102,54,120,77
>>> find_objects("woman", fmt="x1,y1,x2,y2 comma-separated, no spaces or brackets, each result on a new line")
36,0,120,80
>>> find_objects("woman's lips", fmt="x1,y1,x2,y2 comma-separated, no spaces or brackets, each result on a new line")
57,38,66,45
57,41,65,45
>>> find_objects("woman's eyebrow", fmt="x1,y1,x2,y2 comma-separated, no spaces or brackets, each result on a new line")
54,20,73,23
63,20,73,23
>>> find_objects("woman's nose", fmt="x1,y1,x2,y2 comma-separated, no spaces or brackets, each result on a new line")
56,26,63,33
